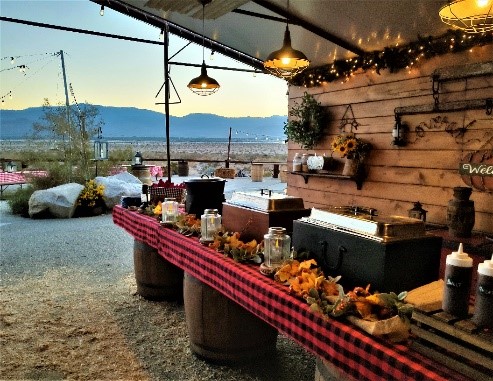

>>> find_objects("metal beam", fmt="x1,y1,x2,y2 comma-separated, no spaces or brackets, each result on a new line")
90,0,265,72
251,0,366,56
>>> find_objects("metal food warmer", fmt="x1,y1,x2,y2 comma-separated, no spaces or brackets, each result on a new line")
292,207,442,293
222,190,310,242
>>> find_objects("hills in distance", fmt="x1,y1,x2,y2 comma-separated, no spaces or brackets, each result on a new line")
0,105,287,140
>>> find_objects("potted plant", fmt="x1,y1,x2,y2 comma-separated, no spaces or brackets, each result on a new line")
284,92,325,149
330,133,372,176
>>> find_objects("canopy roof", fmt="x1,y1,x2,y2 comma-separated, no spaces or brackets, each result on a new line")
91,0,451,71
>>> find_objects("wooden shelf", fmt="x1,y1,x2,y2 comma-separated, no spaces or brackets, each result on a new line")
289,171,365,190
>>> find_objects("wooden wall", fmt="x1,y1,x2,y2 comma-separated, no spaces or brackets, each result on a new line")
286,45,493,234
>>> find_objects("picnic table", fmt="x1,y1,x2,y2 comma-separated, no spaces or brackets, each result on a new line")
0,170,47,198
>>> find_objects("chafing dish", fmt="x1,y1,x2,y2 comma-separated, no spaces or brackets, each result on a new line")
292,207,442,292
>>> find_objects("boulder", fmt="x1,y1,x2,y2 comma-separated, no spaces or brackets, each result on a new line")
29,183,84,219
96,172,142,209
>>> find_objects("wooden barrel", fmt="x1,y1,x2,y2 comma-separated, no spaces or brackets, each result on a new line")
177,160,189,176
131,165,152,185
251,163,264,182
133,240,183,301
183,273,278,363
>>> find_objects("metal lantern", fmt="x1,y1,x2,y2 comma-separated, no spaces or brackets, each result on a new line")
132,151,143,167
6,161,16,173
200,208,222,244
162,198,179,224
94,140,109,161
408,201,428,222
263,227,291,268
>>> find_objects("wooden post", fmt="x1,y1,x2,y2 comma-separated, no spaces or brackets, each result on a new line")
226,127,232,168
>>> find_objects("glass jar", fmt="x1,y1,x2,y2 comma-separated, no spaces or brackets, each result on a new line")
200,209,222,244
301,154,308,172
264,227,291,268
162,197,178,223
292,153,302,172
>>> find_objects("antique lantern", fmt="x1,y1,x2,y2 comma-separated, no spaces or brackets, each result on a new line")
408,201,428,222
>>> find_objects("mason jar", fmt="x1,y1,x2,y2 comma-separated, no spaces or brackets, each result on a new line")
264,227,291,268
162,198,178,223
200,209,222,244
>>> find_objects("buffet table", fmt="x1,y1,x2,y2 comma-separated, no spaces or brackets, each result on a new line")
113,205,472,381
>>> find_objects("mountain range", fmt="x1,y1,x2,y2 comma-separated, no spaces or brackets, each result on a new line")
0,105,287,140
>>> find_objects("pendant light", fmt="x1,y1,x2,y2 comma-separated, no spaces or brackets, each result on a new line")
439,0,493,33
187,0,220,96
264,0,310,79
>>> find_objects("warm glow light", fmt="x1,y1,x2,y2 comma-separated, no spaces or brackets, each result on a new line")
439,0,493,33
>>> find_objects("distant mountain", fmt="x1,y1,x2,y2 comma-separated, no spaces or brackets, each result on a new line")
0,105,287,140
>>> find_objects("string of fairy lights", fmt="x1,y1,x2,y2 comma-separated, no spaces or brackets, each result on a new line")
291,29,493,88
1,51,61,104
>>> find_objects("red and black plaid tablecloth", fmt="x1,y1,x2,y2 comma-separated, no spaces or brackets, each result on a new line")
113,205,472,381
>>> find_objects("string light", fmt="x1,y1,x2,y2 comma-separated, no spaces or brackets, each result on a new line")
100,5,104,16
292,29,492,87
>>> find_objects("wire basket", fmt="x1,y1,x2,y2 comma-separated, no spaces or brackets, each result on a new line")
148,187,186,204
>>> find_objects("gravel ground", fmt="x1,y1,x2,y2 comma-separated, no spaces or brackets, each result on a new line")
0,199,315,381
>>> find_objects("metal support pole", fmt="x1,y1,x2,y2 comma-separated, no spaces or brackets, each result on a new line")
163,24,172,182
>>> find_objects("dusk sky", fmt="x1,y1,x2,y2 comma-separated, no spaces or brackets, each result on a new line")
0,0,288,117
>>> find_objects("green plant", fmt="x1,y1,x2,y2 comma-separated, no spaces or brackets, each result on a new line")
284,92,326,149
7,187,35,217
77,179,105,208
331,133,372,161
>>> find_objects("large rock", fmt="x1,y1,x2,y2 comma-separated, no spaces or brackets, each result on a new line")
29,183,84,219
96,172,142,209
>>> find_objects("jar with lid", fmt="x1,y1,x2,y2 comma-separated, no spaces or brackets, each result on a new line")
292,153,302,172
162,198,178,223
263,227,291,269
301,154,309,172
200,209,222,244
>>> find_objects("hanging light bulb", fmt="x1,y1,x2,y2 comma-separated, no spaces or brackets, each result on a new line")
209,50,215,61
264,0,310,79
439,0,493,33
159,29,164,40
188,0,220,96
9,91,12,99
10,57,15,65
100,5,104,16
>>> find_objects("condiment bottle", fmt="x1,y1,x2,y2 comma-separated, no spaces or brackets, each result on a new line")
292,153,302,172
472,254,493,328
442,243,473,318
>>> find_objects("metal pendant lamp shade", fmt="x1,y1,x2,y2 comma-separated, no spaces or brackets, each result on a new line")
188,60,220,95
188,0,220,96
264,24,310,79
439,0,493,33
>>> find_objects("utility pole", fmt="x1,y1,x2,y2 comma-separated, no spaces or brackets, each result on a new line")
59,50,72,166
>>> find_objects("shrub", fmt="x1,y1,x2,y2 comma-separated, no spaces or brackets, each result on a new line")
7,187,35,217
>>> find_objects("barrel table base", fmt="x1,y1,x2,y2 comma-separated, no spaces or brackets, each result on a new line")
133,240,184,302
314,358,350,381
184,272,278,363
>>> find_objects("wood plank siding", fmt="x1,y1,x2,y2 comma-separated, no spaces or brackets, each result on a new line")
287,46,493,234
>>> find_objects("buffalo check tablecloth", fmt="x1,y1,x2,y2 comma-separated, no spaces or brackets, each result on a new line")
113,205,472,381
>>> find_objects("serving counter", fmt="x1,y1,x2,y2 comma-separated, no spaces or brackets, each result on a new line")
113,205,472,381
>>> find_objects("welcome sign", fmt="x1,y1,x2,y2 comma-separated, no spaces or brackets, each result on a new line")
459,163,493,176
